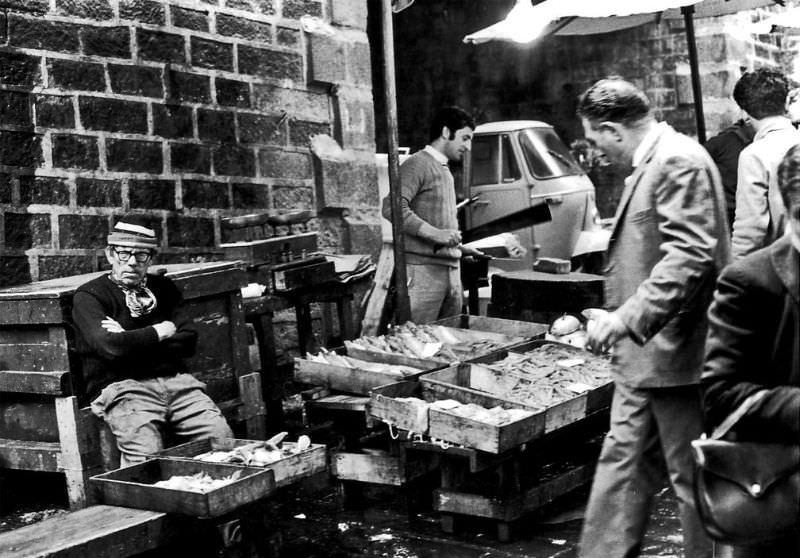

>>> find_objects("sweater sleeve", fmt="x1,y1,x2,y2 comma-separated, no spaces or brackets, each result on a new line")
381,156,435,238
72,290,161,360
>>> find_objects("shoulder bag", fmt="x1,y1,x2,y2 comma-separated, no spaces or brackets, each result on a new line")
691,390,800,544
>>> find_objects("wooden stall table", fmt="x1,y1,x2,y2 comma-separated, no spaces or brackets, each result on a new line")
0,261,266,509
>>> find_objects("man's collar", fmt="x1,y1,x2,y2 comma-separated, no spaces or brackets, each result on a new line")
753,116,795,141
424,145,449,165
631,121,667,168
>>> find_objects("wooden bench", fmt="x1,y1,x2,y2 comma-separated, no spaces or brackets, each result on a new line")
0,505,176,558
0,262,267,509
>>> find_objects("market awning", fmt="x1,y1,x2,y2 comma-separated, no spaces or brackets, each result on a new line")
463,0,787,141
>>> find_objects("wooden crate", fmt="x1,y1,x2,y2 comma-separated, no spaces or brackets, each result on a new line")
90,458,275,518
158,437,327,487
293,357,424,395
427,405,540,454
346,316,546,371
369,381,429,434
421,346,612,444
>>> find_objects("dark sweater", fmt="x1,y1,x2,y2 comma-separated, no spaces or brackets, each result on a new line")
72,273,197,401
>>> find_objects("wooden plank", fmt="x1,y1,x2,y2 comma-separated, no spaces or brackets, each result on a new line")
433,462,595,522
56,396,102,509
360,243,394,337
308,394,370,412
331,452,405,486
170,267,248,300
369,381,429,433
0,299,66,325
427,406,542,454
0,370,71,395
236,372,266,439
346,345,446,371
294,358,419,396
432,315,548,341
91,458,275,518
0,505,175,558
0,345,70,374
227,292,252,381
0,438,61,471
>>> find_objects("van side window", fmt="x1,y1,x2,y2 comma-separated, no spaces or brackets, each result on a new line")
471,135,498,185
501,135,521,181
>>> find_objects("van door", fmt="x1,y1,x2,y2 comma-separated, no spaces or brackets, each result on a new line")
467,133,533,258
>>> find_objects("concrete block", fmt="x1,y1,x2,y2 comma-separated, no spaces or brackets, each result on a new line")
182,180,229,209
310,134,378,209
258,148,313,180
331,0,367,30
59,214,109,249
56,0,114,21
79,97,148,134
82,25,130,58
119,0,166,25
106,138,163,173
109,64,163,98
52,134,100,170
76,178,122,207
48,59,105,91
129,179,176,210
191,37,234,72
138,29,186,64
333,85,375,150
171,143,212,174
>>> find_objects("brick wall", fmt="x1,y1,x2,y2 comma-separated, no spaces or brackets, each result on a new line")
0,0,379,287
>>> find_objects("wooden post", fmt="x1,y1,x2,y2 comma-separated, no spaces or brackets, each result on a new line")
381,0,411,323
682,4,706,143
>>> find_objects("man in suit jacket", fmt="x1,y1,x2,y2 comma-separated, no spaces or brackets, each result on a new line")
576,78,730,558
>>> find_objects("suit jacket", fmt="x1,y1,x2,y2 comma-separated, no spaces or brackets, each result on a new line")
606,123,730,388
701,236,800,443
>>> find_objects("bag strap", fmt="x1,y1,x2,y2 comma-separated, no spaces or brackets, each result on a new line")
711,389,769,440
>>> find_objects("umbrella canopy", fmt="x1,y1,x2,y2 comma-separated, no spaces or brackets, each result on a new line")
463,0,786,141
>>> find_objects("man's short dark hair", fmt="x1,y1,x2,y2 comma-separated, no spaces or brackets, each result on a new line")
428,106,475,142
733,68,789,119
576,77,651,127
777,144,800,213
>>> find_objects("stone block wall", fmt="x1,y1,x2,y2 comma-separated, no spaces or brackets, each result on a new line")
0,0,379,287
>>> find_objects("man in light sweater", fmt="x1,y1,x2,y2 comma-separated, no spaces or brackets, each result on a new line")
72,216,233,466
382,106,480,323
731,68,800,259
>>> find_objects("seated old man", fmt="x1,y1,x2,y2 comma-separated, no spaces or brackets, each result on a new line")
72,216,233,466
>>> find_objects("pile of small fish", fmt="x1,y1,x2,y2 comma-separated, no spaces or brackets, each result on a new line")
193,432,312,467
430,399,534,426
346,322,518,362
485,344,612,410
306,348,422,377
153,470,242,493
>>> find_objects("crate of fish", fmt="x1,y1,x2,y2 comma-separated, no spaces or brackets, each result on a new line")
91,458,275,518
420,340,613,441
294,349,425,395
344,318,546,371
158,433,326,488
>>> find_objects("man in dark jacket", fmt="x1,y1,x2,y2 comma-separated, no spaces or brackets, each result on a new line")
701,144,800,557
72,216,233,466
704,118,755,228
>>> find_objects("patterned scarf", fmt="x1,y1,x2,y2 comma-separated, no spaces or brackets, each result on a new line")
108,274,157,317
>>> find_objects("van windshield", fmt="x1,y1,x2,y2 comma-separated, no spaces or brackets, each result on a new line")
519,128,584,178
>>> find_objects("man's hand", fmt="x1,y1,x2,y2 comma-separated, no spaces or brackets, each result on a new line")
101,316,125,333
585,311,628,354
460,244,487,259
429,228,462,247
152,321,177,341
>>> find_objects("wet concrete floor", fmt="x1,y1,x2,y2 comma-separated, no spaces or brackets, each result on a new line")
241,479,685,558
0,471,686,557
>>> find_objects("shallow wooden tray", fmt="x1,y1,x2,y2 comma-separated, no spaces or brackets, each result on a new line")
91,458,275,518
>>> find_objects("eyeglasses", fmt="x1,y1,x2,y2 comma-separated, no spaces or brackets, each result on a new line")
112,247,153,263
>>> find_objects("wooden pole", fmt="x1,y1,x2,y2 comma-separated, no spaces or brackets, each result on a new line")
381,0,411,323
682,4,706,143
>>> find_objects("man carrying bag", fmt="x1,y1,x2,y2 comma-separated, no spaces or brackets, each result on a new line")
699,144,800,557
